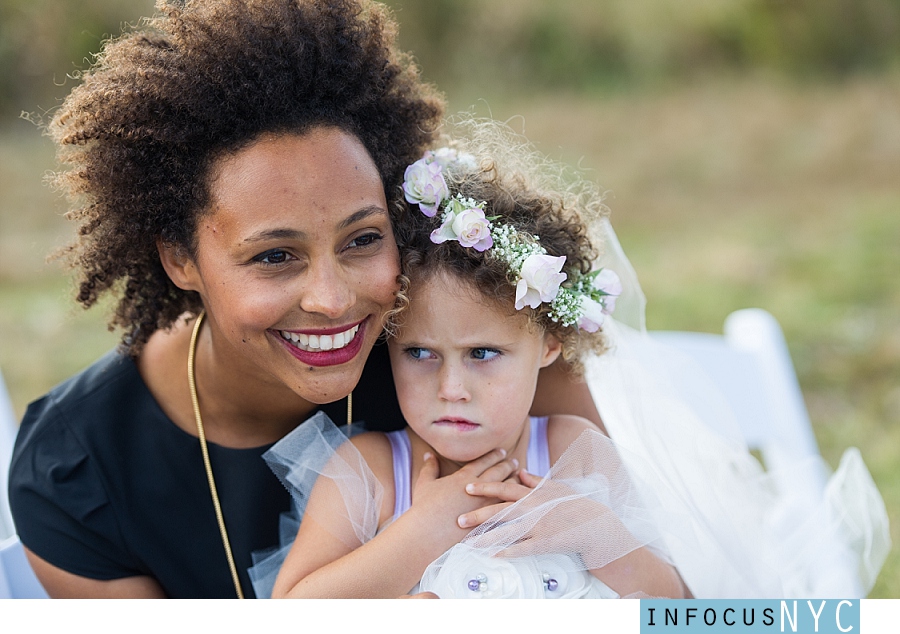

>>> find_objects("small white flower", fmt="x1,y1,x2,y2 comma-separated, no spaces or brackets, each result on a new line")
403,158,449,217
515,254,567,310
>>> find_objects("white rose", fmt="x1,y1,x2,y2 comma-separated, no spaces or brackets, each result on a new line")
515,254,567,310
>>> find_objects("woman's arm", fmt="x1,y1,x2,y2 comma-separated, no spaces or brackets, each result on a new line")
533,358,607,434
463,415,691,599
272,439,521,599
24,548,167,598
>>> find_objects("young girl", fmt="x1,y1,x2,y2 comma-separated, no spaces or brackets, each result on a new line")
256,122,888,599
262,125,691,599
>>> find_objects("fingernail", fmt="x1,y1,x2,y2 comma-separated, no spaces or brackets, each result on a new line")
465,483,475,494
499,448,507,457
511,458,519,468
458,516,468,528
423,452,432,461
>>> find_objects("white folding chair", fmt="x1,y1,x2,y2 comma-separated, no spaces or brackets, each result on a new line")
1,370,49,598
649,308,826,497
1,368,19,541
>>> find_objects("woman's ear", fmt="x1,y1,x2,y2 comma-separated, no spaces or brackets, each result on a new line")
539,335,563,368
157,240,203,293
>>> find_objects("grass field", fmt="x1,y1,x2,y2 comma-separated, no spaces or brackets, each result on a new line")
1,75,897,596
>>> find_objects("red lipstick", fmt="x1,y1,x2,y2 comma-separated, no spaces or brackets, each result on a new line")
273,318,368,367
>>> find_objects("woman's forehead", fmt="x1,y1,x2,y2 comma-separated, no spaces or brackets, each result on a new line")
203,128,388,235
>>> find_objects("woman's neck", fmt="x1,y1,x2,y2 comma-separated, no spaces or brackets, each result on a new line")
138,315,318,449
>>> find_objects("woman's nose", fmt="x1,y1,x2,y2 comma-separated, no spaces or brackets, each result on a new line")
299,259,355,319
437,365,470,402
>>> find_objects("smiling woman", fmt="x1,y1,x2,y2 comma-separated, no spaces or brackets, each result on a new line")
7,0,445,599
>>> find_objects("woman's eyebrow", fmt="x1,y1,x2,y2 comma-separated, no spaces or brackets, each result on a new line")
338,205,388,230
240,205,387,244
242,228,305,244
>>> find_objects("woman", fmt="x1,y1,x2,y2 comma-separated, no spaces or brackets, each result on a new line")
8,0,603,598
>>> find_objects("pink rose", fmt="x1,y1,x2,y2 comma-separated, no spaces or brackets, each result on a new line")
515,254,567,310
430,206,493,252
593,268,622,314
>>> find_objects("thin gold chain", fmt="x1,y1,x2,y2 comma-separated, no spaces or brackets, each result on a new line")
347,391,352,428
188,311,245,599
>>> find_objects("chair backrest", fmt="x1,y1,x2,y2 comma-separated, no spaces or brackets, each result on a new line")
0,535,49,598
1,368,18,541
649,308,825,496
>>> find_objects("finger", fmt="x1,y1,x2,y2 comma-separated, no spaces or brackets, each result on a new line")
517,469,544,489
475,456,519,483
415,452,440,484
457,502,512,529
460,447,507,476
465,480,533,502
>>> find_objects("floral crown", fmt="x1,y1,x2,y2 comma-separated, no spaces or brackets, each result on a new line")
403,148,621,332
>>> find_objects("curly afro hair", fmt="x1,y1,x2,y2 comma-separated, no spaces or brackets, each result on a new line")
389,119,611,375
47,0,444,354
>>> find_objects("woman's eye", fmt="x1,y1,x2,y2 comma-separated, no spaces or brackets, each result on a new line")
471,348,500,361
253,249,291,266
406,347,435,361
347,233,383,249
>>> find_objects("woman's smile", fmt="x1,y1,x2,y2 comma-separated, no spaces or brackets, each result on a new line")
273,317,368,366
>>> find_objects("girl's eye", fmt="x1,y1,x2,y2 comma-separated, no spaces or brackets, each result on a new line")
471,348,500,361
253,249,292,267
406,347,435,361
347,232,383,249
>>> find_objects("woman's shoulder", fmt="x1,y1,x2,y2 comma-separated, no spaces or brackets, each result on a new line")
17,349,146,440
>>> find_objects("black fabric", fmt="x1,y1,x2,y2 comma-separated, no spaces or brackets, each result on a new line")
8,339,404,598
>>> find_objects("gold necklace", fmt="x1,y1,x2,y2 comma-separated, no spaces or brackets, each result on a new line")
187,312,354,599
188,311,245,599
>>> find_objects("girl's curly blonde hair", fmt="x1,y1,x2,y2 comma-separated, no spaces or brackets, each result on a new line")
388,118,613,375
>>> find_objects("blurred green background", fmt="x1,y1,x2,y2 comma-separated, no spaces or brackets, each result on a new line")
1,0,898,595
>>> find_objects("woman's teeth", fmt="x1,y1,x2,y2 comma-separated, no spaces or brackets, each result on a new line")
279,324,360,352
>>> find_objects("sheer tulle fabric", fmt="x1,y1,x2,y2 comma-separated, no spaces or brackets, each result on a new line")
584,319,890,597
419,428,673,599
250,412,677,599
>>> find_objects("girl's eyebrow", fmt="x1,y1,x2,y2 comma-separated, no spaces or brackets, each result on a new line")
242,205,388,244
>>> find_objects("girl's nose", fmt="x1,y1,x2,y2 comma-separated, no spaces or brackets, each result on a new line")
437,364,471,403
299,259,355,319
